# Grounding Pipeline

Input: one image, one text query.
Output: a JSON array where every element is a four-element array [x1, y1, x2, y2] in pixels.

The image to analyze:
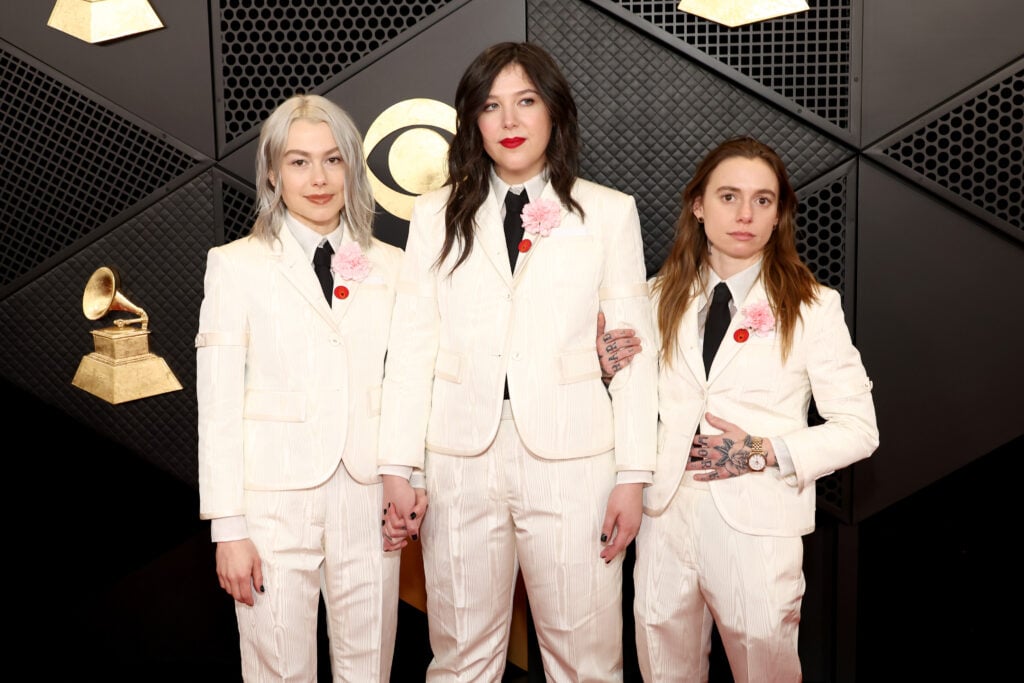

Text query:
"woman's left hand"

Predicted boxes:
[[597, 311, 642, 382], [687, 413, 766, 481]]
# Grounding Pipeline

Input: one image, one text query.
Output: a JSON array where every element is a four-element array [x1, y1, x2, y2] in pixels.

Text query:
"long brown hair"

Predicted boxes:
[[438, 42, 583, 273], [654, 136, 819, 364]]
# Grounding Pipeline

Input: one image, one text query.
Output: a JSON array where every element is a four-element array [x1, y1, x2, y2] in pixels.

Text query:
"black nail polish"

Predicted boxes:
[[383, 508, 387, 515], [412, 534, 418, 541], [382, 519, 385, 526], [410, 512, 417, 520], [600, 533, 608, 543], [259, 585, 265, 593]]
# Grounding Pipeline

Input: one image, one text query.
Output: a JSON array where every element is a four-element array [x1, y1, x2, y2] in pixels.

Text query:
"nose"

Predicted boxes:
[[502, 108, 518, 129], [311, 163, 327, 186], [737, 202, 753, 222]]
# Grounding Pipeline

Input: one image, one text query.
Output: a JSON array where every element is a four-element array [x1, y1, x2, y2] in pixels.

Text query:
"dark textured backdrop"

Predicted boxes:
[[1, 1, 1020, 680]]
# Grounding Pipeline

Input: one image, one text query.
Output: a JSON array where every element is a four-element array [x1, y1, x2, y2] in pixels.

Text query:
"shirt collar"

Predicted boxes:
[[284, 211, 344, 262], [489, 167, 549, 207], [704, 258, 762, 309]]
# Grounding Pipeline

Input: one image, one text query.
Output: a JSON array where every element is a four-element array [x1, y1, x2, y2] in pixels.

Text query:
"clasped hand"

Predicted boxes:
[[686, 413, 764, 481], [381, 475, 429, 552]]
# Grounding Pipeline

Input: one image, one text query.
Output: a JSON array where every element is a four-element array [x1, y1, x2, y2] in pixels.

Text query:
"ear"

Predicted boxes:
[[692, 198, 704, 222], [268, 169, 277, 189]]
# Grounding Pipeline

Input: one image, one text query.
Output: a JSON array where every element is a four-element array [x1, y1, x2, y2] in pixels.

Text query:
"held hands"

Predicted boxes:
[[687, 413, 772, 481], [382, 475, 428, 552], [216, 539, 263, 606], [596, 311, 642, 383], [599, 482, 644, 563]]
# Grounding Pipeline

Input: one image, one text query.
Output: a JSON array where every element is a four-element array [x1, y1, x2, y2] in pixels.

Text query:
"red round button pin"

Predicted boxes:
[[518, 239, 532, 253], [734, 329, 749, 343], [334, 285, 350, 300]]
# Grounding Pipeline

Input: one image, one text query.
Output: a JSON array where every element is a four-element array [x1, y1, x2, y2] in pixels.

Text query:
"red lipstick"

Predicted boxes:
[[500, 137, 525, 149]]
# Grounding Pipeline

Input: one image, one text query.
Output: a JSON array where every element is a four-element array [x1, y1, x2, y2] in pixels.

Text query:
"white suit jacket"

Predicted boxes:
[[379, 178, 657, 471], [645, 278, 879, 536], [196, 225, 403, 520]]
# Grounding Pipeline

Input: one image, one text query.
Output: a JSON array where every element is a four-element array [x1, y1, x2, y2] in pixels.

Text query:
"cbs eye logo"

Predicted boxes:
[[363, 98, 456, 221]]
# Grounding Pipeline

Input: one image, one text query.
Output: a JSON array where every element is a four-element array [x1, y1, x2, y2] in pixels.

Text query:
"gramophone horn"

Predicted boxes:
[[82, 266, 149, 329]]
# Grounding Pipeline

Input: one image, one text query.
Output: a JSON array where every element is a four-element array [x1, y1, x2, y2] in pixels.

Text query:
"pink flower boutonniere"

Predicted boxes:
[[521, 198, 561, 237], [736, 301, 776, 342], [331, 242, 371, 282], [517, 199, 561, 253]]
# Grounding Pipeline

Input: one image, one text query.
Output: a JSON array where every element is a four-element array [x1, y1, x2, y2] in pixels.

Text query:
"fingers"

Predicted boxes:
[[251, 564, 264, 602], [596, 310, 606, 337], [601, 531, 635, 563], [703, 412, 737, 432], [382, 503, 409, 550]]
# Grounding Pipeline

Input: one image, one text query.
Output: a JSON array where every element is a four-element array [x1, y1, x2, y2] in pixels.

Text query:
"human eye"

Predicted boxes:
[[518, 96, 536, 107], [327, 155, 344, 165], [481, 101, 499, 113], [288, 157, 308, 167], [756, 195, 774, 207], [720, 192, 735, 202]]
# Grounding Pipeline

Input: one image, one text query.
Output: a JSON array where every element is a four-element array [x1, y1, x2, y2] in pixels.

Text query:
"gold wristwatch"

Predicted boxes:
[[748, 436, 767, 472]]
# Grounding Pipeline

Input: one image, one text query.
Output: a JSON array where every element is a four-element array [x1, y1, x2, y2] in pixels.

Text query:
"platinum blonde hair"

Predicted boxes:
[[251, 94, 375, 248]]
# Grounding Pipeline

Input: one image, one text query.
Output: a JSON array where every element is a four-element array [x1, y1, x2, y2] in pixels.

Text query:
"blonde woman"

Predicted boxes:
[[196, 94, 421, 681]]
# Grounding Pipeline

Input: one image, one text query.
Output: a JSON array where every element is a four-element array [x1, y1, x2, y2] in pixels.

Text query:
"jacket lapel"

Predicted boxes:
[[679, 283, 706, 383], [330, 225, 366, 326], [706, 278, 768, 382], [476, 187, 514, 287], [511, 181, 564, 287], [271, 226, 340, 332]]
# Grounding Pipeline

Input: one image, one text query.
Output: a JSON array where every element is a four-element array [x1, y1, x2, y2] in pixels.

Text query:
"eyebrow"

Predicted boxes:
[[486, 88, 539, 99], [715, 185, 777, 198], [283, 146, 341, 156]]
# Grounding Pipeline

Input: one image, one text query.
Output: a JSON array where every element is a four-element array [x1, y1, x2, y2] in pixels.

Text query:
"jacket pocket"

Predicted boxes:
[[557, 347, 601, 384], [434, 348, 463, 383], [243, 389, 306, 422]]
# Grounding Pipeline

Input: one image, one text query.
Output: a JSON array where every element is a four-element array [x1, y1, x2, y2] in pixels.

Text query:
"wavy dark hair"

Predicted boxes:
[[438, 42, 583, 273], [654, 136, 819, 363]]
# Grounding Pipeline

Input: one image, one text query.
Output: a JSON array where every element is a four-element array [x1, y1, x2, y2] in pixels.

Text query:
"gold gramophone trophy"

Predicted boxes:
[[71, 266, 182, 404]]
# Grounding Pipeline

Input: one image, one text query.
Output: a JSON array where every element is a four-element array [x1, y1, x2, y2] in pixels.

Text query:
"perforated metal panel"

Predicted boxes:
[[529, 0, 853, 276], [799, 162, 859, 517], [214, 0, 456, 150], [609, 0, 856, 133], [0, 43, 207, 292], [873, 63, 1023, 240], [217, 172, 258, 244], [797, 163, 857, 296]]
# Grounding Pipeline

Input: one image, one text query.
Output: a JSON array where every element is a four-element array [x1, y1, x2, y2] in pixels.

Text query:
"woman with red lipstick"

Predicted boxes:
[[196, 94, 421, 681], [378, 42, 658, 680], [627, 136, 879, 681]]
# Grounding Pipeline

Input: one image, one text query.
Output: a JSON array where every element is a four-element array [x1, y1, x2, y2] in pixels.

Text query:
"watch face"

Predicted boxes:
[[748, 453, 767, 471]]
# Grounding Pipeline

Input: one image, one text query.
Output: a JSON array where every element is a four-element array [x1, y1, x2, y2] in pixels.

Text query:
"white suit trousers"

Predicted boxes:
[[236, 462, 400, 682], [422, 401, 623, 682], [634, 475, 804, 683]]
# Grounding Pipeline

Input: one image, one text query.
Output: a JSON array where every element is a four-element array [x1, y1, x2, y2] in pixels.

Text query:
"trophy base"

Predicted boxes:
[[72, 326, 182, 404]]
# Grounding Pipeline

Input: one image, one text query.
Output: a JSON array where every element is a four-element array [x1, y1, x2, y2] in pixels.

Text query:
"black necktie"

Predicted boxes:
[[502, 189, 528, 400], [313, 241, 334, 306], [702, 282, 732, 377], [503, 188, 529, 272]]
